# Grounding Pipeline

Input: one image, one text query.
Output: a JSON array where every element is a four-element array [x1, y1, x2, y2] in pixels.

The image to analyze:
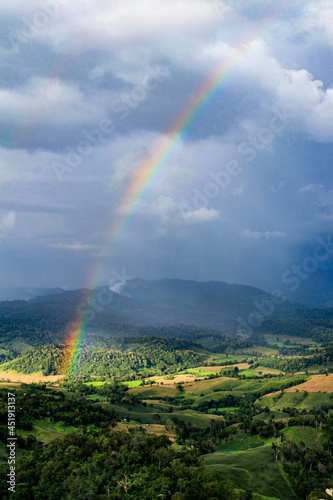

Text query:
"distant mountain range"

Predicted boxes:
[[0, 286, 65, 302], [3, 269, 333, 307], [2, 270, 333, 308], [0, 278, 300, 335]]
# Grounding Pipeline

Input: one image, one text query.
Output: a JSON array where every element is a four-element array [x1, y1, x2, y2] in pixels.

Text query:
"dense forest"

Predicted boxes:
[[259, 347, 333, 373], [1, 380, 333, 499], [0, 338, 204, 378], [1, 285, 333, 347], [0, 427, 236, 500]]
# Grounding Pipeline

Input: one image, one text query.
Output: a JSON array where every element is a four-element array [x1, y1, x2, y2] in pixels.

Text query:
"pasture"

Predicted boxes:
[[264, 335, 319, 346], [282, 426, 324, 449], [204, 446, 298, 500], [17, 419, 80, 443], [259, 391, 333, 410]]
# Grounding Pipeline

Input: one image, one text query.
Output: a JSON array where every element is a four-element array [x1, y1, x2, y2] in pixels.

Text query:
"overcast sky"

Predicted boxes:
[[0, 0, 332, 292]]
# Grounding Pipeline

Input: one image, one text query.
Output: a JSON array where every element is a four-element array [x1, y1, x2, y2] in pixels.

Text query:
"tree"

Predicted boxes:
[[272, 441, 280, 462], [153, 413, 161, 424]]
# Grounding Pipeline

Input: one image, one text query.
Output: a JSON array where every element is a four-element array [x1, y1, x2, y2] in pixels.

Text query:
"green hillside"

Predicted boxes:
[[205, 446, 299, 500]]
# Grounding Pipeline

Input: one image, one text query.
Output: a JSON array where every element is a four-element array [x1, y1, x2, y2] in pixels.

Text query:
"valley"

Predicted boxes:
[[0, 281, 333, 499]]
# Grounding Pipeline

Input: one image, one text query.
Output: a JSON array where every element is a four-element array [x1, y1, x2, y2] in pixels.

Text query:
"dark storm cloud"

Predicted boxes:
[[0, 0, 332, 290]]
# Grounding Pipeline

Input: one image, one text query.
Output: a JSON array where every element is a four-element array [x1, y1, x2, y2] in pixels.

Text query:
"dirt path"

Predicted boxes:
[[246, 469, 252, 489]]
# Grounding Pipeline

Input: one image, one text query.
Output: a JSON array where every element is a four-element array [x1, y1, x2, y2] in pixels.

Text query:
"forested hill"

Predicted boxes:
[[0, 278, 300, 337], [0, 279, 333, 347], [0, 337, 205, 377]]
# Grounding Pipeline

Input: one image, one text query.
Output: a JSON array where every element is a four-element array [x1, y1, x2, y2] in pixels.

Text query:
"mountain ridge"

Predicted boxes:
[[0, 278, 303, 337]]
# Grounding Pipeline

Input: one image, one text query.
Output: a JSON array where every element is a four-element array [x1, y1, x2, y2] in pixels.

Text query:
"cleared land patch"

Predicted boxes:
[[236, 346, 279, 356], [264, 335, 319, 346], [264, 374, 333, 397], [17, 419, 78, 443], [145, 373, 205, 385], [0, 371, 64, 383]]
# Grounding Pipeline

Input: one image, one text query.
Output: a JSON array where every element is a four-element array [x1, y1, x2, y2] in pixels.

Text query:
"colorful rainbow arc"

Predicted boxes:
[[63, 31, 266, 376]]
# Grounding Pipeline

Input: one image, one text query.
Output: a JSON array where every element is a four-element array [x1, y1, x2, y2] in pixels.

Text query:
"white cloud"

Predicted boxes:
[[0, 146, 76, 186], [109, 145, 148, 189], [0, 211, 16, 241], [241, 229, 286, 241], [147, 195, 180, 225], [233, 40, 333, 142], [0, 0, 331, 289], [0, 211, 16, 231], [109, 281, 126, 295], [276, 69, 333, 142], [183, 207, 220, 224], [47, 242, 99, 251], [298, 183, 322, 193], [37, 0, 224, 54], [0, 78, 103, 127], [303, 1, 333, 45]]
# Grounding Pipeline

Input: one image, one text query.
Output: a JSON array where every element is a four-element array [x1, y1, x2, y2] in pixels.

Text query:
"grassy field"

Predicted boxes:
[[129, 384, 178, 398], [181, 368, 218, 376], [83, 381, 106, 387], [183, 376, 240, 396], [0, 341, 34, 354], [215, 434, 274, 453], [204, 354, 249, 363], [235, 346, 280, 356], [98, 401, 224, 427], [125, 380, 143, 388], [251, 495, 281, 500], [266, 343, 298, 348], [282, 426, 324, 449], [214, 407, 240, 412], [238, 369, 259, 377], [170, 409, 224, 427], [17, 419, 80, 443], [185, 374, 306, 398], [204, 446, 299, 500], [84, 380, 142, 388], [0, 364, 328, 500], [259, 391, 333, 410], [238, 367, 283, 377], [264, 335, 319, 346], [254, 411, 289, 421], [255, 366, 285, 375]]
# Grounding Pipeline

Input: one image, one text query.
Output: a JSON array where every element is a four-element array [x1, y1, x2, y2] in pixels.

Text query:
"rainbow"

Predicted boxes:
[[63, 30, 267, 376]]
